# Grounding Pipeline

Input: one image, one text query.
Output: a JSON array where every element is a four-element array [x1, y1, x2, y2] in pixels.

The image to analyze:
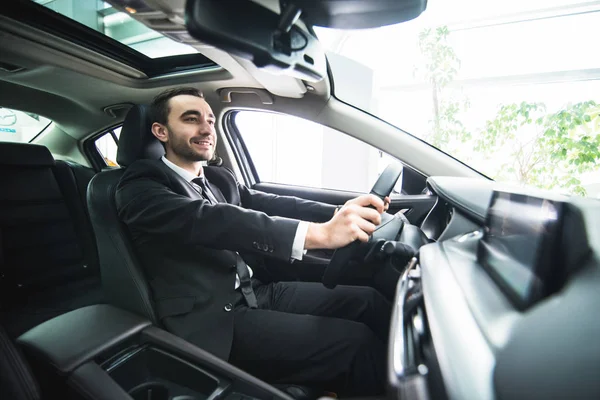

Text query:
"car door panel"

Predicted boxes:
[[253, 182, 437, 225]]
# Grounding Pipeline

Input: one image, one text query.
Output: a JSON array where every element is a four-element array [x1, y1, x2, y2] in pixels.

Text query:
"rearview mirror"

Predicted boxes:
[[185, 0, 327, 82]]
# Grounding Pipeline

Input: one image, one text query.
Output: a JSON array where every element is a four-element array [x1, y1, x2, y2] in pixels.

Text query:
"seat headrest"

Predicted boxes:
[[116, 104, 164, 167], [0, 142, 54, 167]]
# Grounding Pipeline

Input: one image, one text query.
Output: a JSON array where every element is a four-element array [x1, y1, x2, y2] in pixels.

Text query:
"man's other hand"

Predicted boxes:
[[305, 194, 387, 250]]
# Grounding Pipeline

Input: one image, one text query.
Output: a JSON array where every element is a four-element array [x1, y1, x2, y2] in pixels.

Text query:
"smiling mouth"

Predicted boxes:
[[191, 138, 212, 147]]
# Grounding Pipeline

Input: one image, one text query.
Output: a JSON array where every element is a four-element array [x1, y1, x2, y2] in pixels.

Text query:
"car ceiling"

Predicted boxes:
[[0, 0, 329, 140], [0, 0, 483, 180]]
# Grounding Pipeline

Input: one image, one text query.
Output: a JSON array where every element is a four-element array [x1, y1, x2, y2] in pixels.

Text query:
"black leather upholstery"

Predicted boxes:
[[68, 362, 133, 400], [0, 142, 54, 166], [0, 143, 95, 293], [0, 142, 103, 338], [88, 168, 158, 323], [0, 324, 40, 400], [88, 104, 159, 323], [14, 305, 149, 400], [54, 160, 100, 280], [17, 305, 151, 374], [116, 104, 163, 167]]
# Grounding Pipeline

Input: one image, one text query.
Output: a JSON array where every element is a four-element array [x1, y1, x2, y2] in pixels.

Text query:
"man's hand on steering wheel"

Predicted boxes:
[[341, 194, 391, 213], [383, 196, 391, 212], [321, 163, 403, 288], [305, 194, 386, 250]]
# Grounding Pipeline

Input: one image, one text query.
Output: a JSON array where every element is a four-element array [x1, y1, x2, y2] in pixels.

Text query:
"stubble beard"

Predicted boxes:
[[168, 128, 214, 162]]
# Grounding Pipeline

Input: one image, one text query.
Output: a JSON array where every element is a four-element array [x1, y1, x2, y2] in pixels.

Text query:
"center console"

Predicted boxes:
[[389, 178, 600, 400], [387, 258, 447, 400], [16, 305, 298, 400]]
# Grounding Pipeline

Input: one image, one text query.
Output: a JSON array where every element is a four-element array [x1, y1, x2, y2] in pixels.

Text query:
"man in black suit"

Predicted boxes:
[[116, 87, 392, 396]]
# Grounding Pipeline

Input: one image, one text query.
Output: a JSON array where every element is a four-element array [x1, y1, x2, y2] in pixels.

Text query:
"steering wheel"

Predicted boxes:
[[322, 163, 404, 289]]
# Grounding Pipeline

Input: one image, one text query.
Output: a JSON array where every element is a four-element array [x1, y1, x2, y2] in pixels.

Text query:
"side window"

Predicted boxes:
[[0, 107, 52, 143], [95, 126, 121, 166], [233, 111, 401, 193]]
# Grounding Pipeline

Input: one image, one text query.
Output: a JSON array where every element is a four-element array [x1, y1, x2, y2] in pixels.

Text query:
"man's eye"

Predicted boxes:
[[186, 117, 198, 122], [208, 120, 215, 126]]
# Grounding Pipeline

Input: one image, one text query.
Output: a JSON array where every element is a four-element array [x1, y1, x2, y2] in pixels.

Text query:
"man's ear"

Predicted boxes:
[[151, 122, 168, 145]]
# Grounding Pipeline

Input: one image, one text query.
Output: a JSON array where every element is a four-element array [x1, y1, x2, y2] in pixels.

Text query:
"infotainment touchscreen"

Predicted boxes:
[[477, 191, 565, 309]]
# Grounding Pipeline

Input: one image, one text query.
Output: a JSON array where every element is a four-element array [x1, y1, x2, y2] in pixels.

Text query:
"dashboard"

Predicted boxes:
[[388, 176, 600, 400]]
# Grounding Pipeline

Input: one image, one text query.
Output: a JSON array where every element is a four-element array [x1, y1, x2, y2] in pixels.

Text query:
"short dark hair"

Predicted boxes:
[[150, 87, 204, 125]]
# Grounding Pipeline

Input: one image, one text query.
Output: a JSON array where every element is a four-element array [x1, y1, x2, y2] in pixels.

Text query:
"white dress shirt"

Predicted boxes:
[[161, 156, 308, 289]]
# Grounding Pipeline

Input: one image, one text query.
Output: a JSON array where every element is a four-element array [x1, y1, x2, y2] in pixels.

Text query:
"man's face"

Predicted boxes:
[[162, 95, 216, 162]]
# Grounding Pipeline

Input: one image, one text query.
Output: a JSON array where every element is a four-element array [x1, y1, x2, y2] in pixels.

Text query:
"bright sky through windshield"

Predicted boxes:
[[316, 0, 600, 197]]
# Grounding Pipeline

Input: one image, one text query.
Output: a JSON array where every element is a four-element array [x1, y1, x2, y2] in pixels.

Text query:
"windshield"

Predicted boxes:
[[316, 0, 600, 197]]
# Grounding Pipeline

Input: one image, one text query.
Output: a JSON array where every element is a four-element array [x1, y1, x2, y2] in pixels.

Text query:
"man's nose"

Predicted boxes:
[[198, 120, 213, 134]]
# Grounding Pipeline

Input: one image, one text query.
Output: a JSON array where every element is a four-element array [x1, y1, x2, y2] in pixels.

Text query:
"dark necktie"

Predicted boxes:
[[192, 176, 220, 205], [191, 176, 258, 309]]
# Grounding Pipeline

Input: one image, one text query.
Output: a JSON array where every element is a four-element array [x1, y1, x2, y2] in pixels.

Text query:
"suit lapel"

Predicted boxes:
[[204, 167, 234, 204], [156, 159, 229, 204], [206, 180, 227, 203], [155, 160, 203, 200]]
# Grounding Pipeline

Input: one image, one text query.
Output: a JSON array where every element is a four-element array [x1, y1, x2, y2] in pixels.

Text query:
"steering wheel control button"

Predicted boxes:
[[381, 241, 396, 255], [223, 303, 233, 312]]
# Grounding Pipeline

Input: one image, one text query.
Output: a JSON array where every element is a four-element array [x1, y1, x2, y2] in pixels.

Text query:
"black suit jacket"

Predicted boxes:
[[116, 159, 336, 359]]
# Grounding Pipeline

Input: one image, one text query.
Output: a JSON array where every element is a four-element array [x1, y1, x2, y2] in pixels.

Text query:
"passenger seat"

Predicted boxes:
[[0, 142, 103, 337]]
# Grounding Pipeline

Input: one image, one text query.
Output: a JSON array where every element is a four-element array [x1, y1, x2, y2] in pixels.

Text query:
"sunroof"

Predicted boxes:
[[7, 1, 217, 77], [34, 0, 197, 59]]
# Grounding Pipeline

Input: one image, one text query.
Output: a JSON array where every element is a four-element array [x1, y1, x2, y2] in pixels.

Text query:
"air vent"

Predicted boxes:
[[0, 61, 25, 73]]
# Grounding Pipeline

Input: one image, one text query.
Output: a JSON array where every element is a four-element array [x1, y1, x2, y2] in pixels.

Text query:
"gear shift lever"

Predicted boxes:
[[381, 240, 416, 259], [365, 240, 416, 267]]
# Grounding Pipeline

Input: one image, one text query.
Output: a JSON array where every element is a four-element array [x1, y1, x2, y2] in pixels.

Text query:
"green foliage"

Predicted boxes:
[[416, 26, 470, 149], [477, 101, 600, 195], [418, 26, 461, 87], [431, 97, 471, 150], [415, 25, 600, 196]]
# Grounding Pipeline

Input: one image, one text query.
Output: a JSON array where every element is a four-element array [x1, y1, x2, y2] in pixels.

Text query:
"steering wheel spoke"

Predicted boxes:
[[322, 163, 405, 288]]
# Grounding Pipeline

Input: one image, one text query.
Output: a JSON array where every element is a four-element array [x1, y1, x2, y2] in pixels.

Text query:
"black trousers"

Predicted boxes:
[[229, 280, 391, 396]]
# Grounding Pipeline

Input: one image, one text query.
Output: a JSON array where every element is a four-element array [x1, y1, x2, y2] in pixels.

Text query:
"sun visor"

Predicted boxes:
[[297, 0, 427, 29], [184, 0, 427, 83], [185, 0, 328, 82]]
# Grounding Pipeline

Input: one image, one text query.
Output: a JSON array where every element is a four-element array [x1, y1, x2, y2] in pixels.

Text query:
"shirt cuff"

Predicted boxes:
[[291, 221, 309, 261]]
